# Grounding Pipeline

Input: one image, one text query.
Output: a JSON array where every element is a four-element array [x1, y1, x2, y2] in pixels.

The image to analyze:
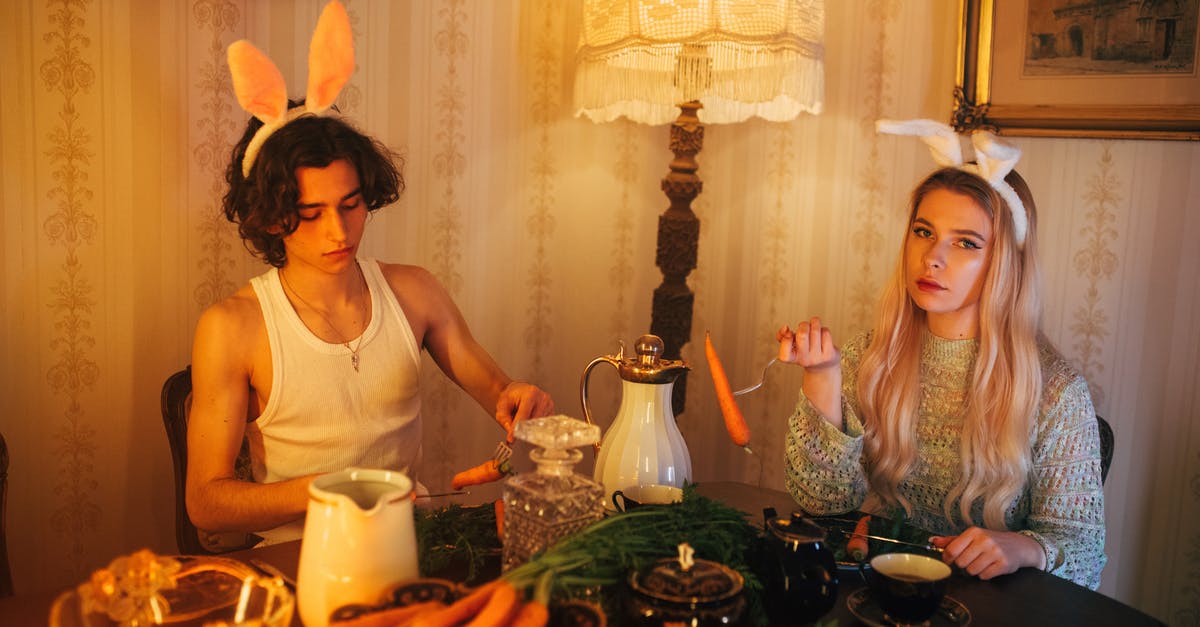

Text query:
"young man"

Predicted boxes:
[[185, 109, 554, 545]]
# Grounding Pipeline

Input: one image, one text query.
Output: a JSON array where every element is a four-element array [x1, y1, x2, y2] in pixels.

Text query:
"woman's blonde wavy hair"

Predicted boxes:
[[857, 167, 1042, 529]]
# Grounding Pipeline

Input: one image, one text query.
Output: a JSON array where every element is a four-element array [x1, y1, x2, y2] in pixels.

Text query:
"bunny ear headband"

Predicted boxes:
[[227, 0, 355, 178], [876, 119, 1027, 247]]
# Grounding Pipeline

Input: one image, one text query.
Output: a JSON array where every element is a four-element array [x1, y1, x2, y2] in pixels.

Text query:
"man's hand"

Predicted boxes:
[[495, 381, 555, 442]]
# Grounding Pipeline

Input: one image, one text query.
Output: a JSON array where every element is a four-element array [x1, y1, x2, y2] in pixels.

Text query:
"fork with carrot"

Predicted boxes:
[[451, 441, 514, 492]]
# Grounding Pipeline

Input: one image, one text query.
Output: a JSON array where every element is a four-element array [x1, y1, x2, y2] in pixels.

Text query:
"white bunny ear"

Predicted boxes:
[[877, 118, 1030, 247], [971, 131, 1028, 245], [970, 131, 1020, 185], [877, 118, 965, 167], [228, 40, 289, 124], [306, 0, 354, 114]]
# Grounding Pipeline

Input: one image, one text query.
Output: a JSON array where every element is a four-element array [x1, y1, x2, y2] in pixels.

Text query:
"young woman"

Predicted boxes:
[[780, 123, 1105, 589]]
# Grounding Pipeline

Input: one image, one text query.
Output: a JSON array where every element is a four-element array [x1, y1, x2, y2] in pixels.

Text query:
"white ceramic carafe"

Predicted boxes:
[[296, 468, 418, 627], [581, 334, 692, 501]]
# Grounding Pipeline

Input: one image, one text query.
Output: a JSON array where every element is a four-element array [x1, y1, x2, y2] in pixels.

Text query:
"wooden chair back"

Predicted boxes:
[[1097, 414, 1114, 485], [161, 367, 259, 554], [0, 433, 12, 597]]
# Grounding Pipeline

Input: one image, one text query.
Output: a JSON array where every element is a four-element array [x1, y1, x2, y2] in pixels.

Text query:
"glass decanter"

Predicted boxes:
[[501, 415, 605, 571]]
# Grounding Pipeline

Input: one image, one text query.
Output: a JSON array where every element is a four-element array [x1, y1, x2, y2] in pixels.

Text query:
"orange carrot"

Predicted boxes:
[[464, 580, 520, 627], [411, 580, 501, 627], [508, 600, 550, 627], [705, 332, 751, 447], [452, 458, 507, 491], [494, 499, 505, 540], [331, 601, 444, 626], [847, 514, 871, 562]]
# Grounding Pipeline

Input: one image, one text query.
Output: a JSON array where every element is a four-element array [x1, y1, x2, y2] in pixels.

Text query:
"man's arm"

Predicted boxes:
[[383, 264, 554, 433], [185, 294, 315, 533]]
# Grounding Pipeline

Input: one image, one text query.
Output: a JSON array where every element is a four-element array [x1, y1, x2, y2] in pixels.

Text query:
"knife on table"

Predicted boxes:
[[843, 530, 944, 553], [249, 558, 297, 591]]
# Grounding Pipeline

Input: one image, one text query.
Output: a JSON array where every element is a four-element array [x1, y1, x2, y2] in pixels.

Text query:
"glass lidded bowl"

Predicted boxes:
[[50, 551, 293, 626]]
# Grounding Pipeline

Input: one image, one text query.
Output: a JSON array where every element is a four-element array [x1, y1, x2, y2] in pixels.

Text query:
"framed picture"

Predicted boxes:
[[953, 0, 1200, 140]]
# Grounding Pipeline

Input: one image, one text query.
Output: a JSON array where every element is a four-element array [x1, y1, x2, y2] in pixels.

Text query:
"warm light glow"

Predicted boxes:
[[574, 0, 825, 125]]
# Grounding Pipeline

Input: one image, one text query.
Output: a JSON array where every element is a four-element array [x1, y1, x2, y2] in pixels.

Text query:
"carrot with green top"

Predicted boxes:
[[411, 580, 502, 627], [847, 514, 871, 562], [464, 580, 520, 627], [451, 458, 508, 491], [508, 600, 549, 627], [705, 331, 751, 447]]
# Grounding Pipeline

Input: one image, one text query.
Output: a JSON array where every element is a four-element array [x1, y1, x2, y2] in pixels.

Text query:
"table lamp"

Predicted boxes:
[[574, 0, 824, 412]]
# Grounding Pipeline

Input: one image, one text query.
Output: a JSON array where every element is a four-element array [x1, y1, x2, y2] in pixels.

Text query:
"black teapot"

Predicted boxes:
[[759, 509, 838, 625]]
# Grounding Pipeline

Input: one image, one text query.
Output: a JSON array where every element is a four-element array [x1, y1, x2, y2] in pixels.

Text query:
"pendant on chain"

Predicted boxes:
[[351, 353, 360, 372]]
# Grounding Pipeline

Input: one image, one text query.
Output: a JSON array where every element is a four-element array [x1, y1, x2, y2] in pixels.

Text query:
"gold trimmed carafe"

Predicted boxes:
[[581, 334, 692, 502]]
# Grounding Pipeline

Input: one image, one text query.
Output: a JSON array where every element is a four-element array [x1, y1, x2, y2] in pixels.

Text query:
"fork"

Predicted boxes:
[[733, 358, 779, 396], [493, 440, 513, 465]]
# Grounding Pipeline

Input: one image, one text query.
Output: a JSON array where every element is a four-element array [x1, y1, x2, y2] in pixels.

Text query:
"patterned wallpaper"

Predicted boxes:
[[0, 1, 1197, 623], [40, 0, 101, 582]]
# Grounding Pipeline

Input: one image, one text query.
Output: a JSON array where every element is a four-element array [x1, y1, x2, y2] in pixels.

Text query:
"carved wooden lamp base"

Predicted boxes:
[[651, 101, 704, 415]]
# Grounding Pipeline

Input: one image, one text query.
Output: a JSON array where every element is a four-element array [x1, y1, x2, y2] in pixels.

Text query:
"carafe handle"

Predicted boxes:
[[579, 355, 619, 453]]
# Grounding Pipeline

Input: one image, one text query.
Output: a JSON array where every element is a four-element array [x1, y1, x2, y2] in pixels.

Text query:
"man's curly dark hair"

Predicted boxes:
[[222, 103, 404, 267]]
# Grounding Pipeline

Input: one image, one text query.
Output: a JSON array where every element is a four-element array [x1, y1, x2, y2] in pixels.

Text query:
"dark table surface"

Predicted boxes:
[[697, 481, 1163, 626], [4, 480, 1164, 626]]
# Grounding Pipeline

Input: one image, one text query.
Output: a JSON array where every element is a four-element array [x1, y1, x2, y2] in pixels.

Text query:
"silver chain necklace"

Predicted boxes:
[[279, 265, 366, 372]]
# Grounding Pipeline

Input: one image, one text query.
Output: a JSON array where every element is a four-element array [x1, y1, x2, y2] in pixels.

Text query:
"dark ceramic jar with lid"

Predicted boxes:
[[762, 511, 838, 624], [626, 549, 746, 626]]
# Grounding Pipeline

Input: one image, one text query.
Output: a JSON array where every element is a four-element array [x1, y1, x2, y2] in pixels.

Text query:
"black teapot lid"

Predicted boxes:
[[628, 544, 743, 606], [766, 511, 828, 544]]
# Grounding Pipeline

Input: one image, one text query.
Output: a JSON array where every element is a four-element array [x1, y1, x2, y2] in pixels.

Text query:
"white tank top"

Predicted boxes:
[[248, 258, 422, 544]]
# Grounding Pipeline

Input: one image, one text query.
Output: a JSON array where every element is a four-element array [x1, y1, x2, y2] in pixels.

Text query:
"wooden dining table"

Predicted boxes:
[[2, 481, 1165, 626]]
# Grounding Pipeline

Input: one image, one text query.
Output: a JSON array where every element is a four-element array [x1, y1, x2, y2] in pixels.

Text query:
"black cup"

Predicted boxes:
[[865, 553, 951, 624], [612, 485, 683, 511]]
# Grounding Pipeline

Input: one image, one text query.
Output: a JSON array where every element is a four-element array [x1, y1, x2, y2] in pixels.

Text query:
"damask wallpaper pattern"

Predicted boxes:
[[520, 0, 564, 382], [39, 0, 101, 582], [1, 1, 1198, 624], [192, 0, 243, 309], [1070, 143, 1119, 407]]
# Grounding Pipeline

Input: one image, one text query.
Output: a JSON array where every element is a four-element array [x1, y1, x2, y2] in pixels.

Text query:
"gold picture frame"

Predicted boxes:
[[953, 0, 1200, 140]]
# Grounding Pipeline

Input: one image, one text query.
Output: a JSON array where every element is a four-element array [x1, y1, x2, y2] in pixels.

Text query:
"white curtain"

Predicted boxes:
[[1, 2, 1197, 623]]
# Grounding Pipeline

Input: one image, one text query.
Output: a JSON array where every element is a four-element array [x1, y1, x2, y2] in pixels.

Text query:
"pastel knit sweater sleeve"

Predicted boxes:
[[783, 332, 872, 515], [783, 332, 1107, 589], [1022, 348, 1107, 589]]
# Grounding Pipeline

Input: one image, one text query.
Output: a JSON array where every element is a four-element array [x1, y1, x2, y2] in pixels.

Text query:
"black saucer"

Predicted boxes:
[[846, 587, 971, 626]]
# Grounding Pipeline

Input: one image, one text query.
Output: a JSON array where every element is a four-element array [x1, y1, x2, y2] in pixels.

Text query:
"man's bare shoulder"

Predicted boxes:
[[371, 261, 455, 342], [196, 283, 265, 340], [375, 260, 438, 287]]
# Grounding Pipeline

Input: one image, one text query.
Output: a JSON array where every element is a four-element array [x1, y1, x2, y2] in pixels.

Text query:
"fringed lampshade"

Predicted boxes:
[[575, 0, 824, 124], [573, 0, 824, 412]]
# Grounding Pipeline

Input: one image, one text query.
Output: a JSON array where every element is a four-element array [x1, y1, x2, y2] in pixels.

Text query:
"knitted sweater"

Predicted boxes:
[[784, 331, 1107, 589]]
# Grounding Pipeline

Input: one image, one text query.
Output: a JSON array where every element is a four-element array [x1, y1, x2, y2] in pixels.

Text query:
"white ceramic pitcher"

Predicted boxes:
[[296, 468, 418, 627]]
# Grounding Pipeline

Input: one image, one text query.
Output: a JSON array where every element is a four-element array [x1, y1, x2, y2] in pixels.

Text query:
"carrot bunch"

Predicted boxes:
[[704, 332, 752, 449], [333, 579, 549, 627]]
